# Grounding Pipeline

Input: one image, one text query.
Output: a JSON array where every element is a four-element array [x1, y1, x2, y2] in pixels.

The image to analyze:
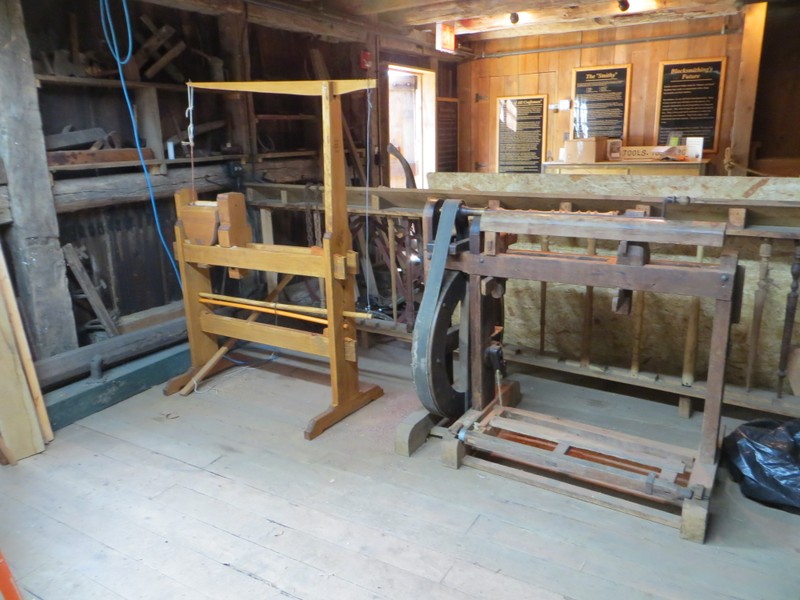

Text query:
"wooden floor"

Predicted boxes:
[[2, 341, 799, 600]]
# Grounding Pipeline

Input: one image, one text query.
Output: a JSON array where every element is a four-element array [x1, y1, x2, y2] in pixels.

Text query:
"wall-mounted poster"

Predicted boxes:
[[655, 58, 726, 153], [436, 98, 459, 172], [497, 95, 547, 173], [572, 64, 630, 140]]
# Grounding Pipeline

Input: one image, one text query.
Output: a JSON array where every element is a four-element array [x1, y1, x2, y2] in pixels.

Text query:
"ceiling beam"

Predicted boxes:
[[383, 0, 599, 26], [329, 0, 443, 15], [458, 0, 742, 39], [133, 0, 447, 52]]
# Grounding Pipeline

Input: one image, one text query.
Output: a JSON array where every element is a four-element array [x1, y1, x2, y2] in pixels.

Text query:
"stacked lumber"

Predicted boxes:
[[0, 250, 53, 464]]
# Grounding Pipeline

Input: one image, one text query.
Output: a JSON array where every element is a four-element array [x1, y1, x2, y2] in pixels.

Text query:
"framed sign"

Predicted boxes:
[[655, 58, 726, 153], [572, 64, 630, 140], [497, 95, 547, 173], [436, 98, 459, 172]]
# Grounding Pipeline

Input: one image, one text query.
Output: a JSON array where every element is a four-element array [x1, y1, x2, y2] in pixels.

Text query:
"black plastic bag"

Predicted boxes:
[[722, 419, 800, 511]]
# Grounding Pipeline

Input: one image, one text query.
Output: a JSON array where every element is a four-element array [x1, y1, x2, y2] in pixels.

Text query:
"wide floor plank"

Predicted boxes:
[[1, 341, 798, 600]]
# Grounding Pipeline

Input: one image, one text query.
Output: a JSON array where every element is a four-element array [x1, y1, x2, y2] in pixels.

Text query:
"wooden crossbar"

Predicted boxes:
[[183, 243, 326, 277]]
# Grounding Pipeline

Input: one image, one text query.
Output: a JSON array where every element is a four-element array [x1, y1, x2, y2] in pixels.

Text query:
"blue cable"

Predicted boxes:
[[99, 0, 182, 288]]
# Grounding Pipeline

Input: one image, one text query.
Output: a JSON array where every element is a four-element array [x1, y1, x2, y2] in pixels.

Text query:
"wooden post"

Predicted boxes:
[[388, 217, 398, 323], [630, 291, 646, 377], [0, 0, 78, 358], [219, 10, 255, 159], [135, 87, 166, 175], [699, 297, 734, 465], [679, 246, 704, 417], [581, 239, 596, 367], [258, 206, 279, 293], [309, 49, 367, 186], [729, 2, 767, 176], [745, 240, 771, 390], [304, 82, 382, 439], [539, 236, 549, 353]]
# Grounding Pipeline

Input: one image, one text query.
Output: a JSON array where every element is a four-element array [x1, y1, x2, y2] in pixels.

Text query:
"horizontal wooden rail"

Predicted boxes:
[[183, 243, 325, 277], [448, 252, 738, 300], [479, 211, 726, 247], [200, 313, 334, 359]]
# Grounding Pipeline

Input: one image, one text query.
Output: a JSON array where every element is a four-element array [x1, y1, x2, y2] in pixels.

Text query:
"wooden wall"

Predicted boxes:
[[752, 2, 800, 160], [458, 16, 744, 175]]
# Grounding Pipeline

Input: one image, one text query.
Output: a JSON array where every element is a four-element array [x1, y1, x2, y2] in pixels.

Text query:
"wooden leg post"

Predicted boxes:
[[304, 84, 382, 440]]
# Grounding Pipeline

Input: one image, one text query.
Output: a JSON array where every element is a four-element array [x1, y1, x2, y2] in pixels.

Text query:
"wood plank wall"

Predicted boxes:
[[458, 16, 744, 175]]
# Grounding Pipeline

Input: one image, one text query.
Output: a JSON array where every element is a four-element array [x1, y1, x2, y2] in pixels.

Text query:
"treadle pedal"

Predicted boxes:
[[460, 405, 696, 505]]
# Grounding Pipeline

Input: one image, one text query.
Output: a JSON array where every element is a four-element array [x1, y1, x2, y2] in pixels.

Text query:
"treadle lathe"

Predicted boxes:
[[411, 198, 744, 542]]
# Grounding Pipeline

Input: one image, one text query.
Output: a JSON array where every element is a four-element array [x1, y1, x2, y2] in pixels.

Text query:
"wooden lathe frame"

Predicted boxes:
[[165, 79, 383, 439]]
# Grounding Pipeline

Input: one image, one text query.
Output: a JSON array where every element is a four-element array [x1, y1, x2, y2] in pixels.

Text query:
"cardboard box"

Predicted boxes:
[[564, 137, 608, 163]]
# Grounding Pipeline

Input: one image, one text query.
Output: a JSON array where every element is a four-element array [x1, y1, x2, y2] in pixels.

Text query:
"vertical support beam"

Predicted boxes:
[[0, 0, 77, 358], [580, 238, 596, 367], [539, 236, 549, 353], [219, 9, 255, 159], [174, 190, 218, 370], [258, 206, 279, 293], [469, 274, 487, 409], [388, 217, 398, 323], [135, 87, 166, 175], [305, 82, 382, 439], [729, 2, 767, 176], [699, 297, 734, 465]]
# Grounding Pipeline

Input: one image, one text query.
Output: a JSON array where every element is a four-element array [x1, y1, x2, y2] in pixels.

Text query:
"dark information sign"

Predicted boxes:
[[656, 58, 726, 152], [436, 99, 458, 172], [572, 65, 630, 140], [497, 95, 546, 173]]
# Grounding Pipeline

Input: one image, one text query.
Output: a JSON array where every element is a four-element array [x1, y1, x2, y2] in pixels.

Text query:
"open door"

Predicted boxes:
[[387, 65, 436, 188]]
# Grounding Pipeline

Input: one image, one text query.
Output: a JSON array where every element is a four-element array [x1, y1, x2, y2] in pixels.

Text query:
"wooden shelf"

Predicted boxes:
[[256, 114, 317, 121], [36, 74, 186, 92], [542, 160, 710, 176], [48, 154, 246, 172], [36, 75, 230, 94], [257, 150, 317, 160]]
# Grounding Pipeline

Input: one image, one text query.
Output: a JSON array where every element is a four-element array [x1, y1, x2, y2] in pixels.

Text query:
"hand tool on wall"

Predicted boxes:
[[745, 240, 772, 390], [777, 241, 800, 397]]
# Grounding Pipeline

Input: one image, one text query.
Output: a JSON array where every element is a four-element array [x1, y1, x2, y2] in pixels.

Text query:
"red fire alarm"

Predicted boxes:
[[359, 50, 373, 71]]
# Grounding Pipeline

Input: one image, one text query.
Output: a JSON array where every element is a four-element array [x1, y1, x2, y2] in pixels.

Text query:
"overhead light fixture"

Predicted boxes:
[[618, 0, 630, 11], [509, 12, 520, 24]]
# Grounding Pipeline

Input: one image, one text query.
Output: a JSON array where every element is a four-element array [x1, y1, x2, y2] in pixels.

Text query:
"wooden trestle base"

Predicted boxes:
[[165, 78, 383, 440], [437, 389, 718, 542], [409, 198, 743, 543]]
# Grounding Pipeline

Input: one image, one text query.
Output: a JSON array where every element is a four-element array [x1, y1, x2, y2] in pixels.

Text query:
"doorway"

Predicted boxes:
[[387, 65, 436, 188]]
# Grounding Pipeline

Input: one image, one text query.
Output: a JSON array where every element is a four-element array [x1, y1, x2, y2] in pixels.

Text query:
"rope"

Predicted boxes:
[[185, 84, 196, 198], [364, 87, 374, 311], [723, 147, 780, 177], [99, 0, 182, 288]]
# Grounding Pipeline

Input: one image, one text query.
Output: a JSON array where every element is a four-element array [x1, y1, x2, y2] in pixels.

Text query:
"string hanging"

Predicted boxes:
[[185, 84, 196, 199], [364, 86, 373, 312]]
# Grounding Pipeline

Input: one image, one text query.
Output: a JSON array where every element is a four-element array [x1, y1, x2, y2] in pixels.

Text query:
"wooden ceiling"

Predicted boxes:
[[321, 0, 744, 39]]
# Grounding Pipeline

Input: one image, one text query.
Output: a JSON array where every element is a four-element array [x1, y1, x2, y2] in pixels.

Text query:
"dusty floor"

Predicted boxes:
[[1, 341, 799, 599]]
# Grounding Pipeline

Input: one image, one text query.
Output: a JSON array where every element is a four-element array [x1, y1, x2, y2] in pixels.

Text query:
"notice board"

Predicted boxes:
[[497, 95, 547, 173], [572, 65, 630, 140], [436, 98, 458, 172], [655, 58, 726, 152]]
